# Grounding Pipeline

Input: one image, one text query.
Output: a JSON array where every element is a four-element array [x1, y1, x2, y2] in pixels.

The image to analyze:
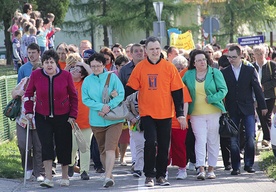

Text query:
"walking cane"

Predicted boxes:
[[23, 120, 31, 187]]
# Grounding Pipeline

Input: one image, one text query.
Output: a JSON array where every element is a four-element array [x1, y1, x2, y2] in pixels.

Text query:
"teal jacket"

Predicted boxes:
[[182, 66, 228, 115], [82, 71, 125, 127]]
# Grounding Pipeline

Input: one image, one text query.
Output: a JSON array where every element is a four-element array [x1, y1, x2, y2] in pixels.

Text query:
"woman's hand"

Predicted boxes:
[[101, 104, 110, 114], [110, 90, 118, 98], [67, 117, 75, 124], [130, 118, 138, 125], [25, 114, 33, 120]]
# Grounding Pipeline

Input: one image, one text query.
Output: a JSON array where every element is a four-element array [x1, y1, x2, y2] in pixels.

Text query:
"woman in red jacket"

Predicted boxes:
[[24, 49, 78, 188]]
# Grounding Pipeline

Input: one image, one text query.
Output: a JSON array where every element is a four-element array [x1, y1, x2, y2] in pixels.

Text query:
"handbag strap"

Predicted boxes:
[[105, 73, 112, 87]]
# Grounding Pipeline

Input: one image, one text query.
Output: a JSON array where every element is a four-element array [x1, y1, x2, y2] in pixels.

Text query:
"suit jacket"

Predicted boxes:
[[253, 60, 276, 99], [221, 63, 267, 116]]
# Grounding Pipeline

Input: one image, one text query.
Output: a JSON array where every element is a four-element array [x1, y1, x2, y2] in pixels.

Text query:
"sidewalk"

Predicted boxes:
[[1, 130, 275, 192]]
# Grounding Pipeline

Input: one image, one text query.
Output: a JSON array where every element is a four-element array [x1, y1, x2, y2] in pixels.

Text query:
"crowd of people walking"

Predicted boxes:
[[7, 2, 276, 189]]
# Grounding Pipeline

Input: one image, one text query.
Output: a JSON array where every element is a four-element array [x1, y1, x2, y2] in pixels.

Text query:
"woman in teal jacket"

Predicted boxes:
[[82, 53, 125, 188], [183, 49, 227, 180]]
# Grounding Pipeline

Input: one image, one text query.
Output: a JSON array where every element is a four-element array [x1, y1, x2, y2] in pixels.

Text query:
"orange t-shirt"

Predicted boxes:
[[172, 67, 191, 129], [105, 63, 112, 71], [74, 80, 90, 129], [127, 58, 183, 119], [179, 68, 188, 78], [58, 60, 66, 70]]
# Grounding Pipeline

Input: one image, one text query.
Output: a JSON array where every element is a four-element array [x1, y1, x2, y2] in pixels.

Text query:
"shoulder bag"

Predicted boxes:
[[212, 68, 239, 137], [69, 121, 88, 153], [102, 73, 129, 121], [3, 78, 30, 121]]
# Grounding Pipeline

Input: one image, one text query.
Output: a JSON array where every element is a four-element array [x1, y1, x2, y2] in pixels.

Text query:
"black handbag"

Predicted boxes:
[[219, 113, 239, 138]]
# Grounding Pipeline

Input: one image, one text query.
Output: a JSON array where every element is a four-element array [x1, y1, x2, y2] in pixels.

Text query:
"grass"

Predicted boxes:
[[0, 65, 17, 76], [259, 150, 276, 180], [0, 139, 23, 179]]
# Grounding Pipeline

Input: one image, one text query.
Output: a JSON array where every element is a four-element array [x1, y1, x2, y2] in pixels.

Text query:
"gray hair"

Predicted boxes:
[[172, 55, 188, 68]]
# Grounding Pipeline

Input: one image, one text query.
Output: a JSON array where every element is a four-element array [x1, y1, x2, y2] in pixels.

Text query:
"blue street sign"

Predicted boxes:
[[238, 35, 264, 46]]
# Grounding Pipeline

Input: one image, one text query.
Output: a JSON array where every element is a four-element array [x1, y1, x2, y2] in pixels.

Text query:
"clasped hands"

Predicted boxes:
[[98, 90, 118, 117]]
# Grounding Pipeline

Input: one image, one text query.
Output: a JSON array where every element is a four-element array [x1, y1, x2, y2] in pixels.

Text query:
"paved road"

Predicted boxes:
[[1, 133, 276, 192]]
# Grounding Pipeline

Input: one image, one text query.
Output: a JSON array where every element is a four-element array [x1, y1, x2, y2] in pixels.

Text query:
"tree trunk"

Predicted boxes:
[[102, 0, 109, 46], [3, 19, 12, 65], [229, 4, 234, 43], [145, 0, 150, 38]]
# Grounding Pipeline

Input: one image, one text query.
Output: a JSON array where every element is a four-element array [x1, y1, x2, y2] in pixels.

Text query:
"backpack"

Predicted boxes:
[[3, 97, 22, 121]]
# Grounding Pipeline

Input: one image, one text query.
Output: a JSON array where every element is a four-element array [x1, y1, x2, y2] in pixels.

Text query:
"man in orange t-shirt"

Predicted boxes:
[[126, 36, 185, 187]]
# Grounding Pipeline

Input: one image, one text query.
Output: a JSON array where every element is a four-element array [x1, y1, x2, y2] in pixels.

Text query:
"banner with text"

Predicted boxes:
[[170, 30, 195, 50]]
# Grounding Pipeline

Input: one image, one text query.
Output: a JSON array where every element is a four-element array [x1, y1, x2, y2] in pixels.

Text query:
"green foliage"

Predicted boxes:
[[206, 0, 276, 43], [36, 0, 70, 26], [259, 150, 276, 180], [0, 139, 23, 179], [64, 0, 190, 44]]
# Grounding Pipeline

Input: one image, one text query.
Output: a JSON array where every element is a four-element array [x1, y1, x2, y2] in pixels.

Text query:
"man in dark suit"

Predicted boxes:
[[221, 44, 267, 175]]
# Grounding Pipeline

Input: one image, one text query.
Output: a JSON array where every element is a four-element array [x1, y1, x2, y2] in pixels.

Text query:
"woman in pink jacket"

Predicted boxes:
[[24, 49, 78, 188]]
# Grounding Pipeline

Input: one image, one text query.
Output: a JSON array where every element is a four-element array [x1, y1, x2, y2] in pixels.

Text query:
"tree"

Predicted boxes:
[[0, 0, 69, 65], [36, 0, 70, 26], [0, 0, 22, 65], [64, 0, 190, 46], [205, 0, 276, 44]]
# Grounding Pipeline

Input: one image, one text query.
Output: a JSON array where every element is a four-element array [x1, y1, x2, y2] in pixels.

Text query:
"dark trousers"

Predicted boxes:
[[142, 116, 171, 178], [220, 137, 231, 167], [257, 98, 275, 141], [90, 134, 103, 169], [230, 114, 255, 170], [186, 120, 196, 164], [35, 113, 72, 165]]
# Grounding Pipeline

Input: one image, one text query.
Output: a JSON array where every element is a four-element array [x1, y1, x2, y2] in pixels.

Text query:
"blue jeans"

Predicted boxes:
[[230, 114, 255, 170]]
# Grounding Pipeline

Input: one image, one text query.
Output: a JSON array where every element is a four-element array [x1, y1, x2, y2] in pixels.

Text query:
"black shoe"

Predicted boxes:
[[81, 171, 90, 180], [224, 165, 232, 171], [68, 166, 74, 177], [96, 167, 105, 173], [244, 166, 255, 173], [231, 169, 240, 175], [52, 167, 56, 175], [133, 170, 142, 177]]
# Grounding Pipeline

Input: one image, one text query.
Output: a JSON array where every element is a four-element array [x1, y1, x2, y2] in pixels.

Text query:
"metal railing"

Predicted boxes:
[[0, 75, 18, 143]]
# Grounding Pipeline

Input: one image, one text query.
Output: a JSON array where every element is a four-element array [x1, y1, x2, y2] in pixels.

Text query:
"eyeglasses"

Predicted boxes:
[[69, 67, 81, 73], [91, 65, 103, 69], [195, 58, 207, 63], [227, 55, 238, 59]]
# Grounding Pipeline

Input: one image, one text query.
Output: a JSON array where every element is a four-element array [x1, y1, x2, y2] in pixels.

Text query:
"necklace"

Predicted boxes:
[[196, 71, 207, 83]]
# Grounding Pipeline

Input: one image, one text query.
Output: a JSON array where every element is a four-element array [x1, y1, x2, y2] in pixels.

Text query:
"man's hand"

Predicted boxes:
[[177, 116, 187, 130]]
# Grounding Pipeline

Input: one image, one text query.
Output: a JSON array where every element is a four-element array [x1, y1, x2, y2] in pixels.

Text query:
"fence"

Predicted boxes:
[[0, 75, 17, 143]]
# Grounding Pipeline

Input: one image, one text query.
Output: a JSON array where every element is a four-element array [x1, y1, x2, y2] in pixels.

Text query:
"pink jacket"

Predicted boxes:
[[24, 69, 78, 118]]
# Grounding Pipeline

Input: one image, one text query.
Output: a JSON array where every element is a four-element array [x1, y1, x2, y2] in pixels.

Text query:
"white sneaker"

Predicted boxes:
[[40, 179, 54, 188], [36, 175, 44, 182], [26, 170, 33, 180], [176, 169, 187, 180], [60, 179, 70, 187], [207, 172, 216, 179], [187, 162, 196, 171]]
